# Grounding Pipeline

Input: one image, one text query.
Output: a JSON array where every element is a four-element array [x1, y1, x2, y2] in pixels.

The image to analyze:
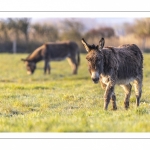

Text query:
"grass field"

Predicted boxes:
[[0, 53, 150, 132]]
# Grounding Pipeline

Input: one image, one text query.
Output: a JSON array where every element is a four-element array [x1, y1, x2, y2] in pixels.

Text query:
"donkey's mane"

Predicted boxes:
[[105, 46, 116, 53], [26, 45, 44, 61]]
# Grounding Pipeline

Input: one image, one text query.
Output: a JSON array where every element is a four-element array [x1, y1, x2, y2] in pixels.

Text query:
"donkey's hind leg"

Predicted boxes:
[[46, 63, 50, 74], [121, 83, 132, 109], [133, 77, 142, 107], [111, 92, 117, 110], [67, 57, 78, 74]]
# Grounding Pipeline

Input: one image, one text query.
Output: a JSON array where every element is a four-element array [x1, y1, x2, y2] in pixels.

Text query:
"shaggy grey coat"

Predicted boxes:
[[81, 37, 143, 110]]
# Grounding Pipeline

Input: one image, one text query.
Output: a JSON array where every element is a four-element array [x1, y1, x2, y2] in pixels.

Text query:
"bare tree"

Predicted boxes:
[[8, 18, 30, 42], [17, 18, 31, 45], [31, 23, 58, 43], [60, 19, 84, 41], [7, 18, 20, 41], [0, 19, 9, 41], [7, 18, 31, 52], [85, 27, 115, 39]]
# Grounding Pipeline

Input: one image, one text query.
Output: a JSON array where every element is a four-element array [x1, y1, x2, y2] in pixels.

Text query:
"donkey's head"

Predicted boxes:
[[81, 38, 105, 83], [21, 58, 36, 75]]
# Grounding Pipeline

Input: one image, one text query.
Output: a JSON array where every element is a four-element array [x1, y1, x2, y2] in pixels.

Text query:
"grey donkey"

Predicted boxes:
[[81, 37, 143, 110]]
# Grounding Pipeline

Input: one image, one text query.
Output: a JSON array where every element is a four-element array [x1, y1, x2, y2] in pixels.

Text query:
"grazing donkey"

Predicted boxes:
[[21, 41, 80, 75], [81, 37, 143, 110]]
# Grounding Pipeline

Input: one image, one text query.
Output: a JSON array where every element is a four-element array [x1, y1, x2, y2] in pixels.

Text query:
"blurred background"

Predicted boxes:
[[0, 17, 150, 53]]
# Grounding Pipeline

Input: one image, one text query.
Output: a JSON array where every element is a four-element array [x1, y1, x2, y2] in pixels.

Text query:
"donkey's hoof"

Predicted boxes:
[[111, 107, 117, 111]]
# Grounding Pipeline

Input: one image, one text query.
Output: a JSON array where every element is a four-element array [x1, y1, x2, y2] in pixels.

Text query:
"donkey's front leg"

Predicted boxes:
[[44, 60, 50, 74], [104, 83, 115, 110]]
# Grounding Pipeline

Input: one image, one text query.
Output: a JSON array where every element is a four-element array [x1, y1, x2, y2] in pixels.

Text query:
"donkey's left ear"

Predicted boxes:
[[99, 37, 105, 50], [81, 38, 90, 52]]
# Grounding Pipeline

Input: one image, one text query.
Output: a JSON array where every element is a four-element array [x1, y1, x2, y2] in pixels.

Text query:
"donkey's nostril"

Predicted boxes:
[[92, 78, 99, 83]]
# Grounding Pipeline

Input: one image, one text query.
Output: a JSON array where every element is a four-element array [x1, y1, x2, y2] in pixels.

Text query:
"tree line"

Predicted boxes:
[[0, 18, 150, 53]]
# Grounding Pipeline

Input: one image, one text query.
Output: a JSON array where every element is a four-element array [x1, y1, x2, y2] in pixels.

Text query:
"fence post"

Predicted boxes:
[[13, 40, 17, 53]]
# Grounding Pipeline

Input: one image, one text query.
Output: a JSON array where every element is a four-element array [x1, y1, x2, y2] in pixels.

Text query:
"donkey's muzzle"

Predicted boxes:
[[27, 71, 33, 75], [92, 77, 99, 84], [91, 71, 99, 84]]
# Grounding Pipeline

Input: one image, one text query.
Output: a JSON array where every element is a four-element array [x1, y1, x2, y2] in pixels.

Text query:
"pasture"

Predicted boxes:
[[0, 53, 150, 132]]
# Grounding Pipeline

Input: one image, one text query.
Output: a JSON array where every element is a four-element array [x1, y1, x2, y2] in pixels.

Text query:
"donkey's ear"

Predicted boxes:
[[99, 37, 105, 50], [81, 38, 90, 52]]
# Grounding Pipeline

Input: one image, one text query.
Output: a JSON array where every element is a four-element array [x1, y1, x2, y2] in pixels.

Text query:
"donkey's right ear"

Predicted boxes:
[[81, 38, 90, 52], [99, 37, 105, 50]]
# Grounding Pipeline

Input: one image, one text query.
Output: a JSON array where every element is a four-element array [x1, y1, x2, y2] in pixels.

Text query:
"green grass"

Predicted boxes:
[[0, 53, 150, 132]]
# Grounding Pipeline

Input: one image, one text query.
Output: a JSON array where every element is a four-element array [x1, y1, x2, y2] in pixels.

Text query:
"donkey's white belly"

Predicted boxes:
[[101, 74, 135, 85], [116, 78, 135, 85]]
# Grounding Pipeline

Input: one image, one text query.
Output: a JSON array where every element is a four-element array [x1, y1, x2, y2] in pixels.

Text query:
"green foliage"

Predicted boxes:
[[0, 53, 150, 132]]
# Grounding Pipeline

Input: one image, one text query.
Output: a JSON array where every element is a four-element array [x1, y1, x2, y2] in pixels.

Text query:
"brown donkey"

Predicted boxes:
[[81, 37, 143, 110], [21, 41, 80, 75]]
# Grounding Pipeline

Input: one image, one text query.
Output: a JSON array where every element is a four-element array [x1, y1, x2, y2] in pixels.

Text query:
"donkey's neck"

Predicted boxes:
[[27, 49, 43, 63]]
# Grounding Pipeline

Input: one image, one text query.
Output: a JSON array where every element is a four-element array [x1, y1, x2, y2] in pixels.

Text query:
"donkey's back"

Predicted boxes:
[[105, 44, 143, 83], [45, 41, 79, 60]]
